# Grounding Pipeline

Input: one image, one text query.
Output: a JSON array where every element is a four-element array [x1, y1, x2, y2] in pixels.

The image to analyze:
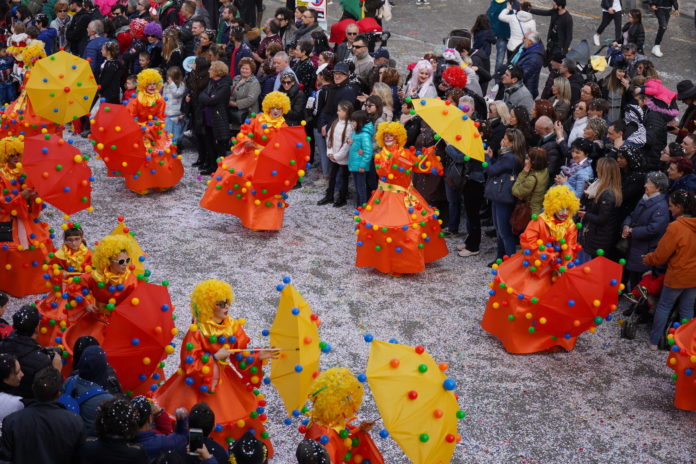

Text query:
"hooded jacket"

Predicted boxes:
[[348, 122, 375, 172], [498, 9, 537, 52], [623, 193, 669, 273], [517, 42, 545, 99], [644, 216, 696, 288]]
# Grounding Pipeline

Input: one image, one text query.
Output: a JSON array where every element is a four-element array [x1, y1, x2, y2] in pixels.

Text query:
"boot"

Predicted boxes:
[[333, 198, 347, 207], [652, 45, 663, 57], [317, 196, 333, 205]]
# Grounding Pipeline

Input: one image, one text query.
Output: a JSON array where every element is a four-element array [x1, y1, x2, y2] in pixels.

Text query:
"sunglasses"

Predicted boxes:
[[112, 257, 131, 265], [365, 103, 376, 108], [346, 32, 357, 36], [215, 300, 231, 308], [281, 80, 294, 85], [352, 44, 366, 49]]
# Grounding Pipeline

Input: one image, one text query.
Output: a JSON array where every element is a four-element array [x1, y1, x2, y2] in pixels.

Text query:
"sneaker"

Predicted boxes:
[[458, 248, 480, 257], [652, 45, 663, 57], [637, 285, 649, 300], [593, 33, 600, 46], [317, 196, 333, 206], [623, 292, 640, 305], [648, 343, 658, 351], [456, 244, 467, 251]]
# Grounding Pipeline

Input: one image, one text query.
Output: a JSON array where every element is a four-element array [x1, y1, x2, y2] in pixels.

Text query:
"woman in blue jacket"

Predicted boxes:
[[622, 171, 670, 289], [484, 128, 525, 263], [555, 137, 594, 199], [347, 110, 375, 207]]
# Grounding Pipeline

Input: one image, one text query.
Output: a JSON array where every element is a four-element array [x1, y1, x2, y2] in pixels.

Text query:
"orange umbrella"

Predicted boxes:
[[22, 134, 93, 215], [89, 103, 146, 176]]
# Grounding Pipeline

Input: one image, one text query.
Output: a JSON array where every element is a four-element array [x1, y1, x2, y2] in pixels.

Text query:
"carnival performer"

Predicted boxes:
[[154, 279, 276, 452], [481, 185, 622, 354], [36, 224, 93, 347], [0, 136, 53, 297], [0, 41, 63, 139], [302, 368, 383, 464], [200, 91, 309, 231], [353, 121, 448, 275], [123, 68, 184, 194]]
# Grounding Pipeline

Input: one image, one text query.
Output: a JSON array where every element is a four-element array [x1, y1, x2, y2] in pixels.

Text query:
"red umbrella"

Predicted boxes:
[[329, 18, 357, 45], [101, 282, 176, 393], [357, 17, 382, 33], [533, 257, 623, 337], [251, 126, 310, 198], [0, 95, 63, 139], [89, 103, 146, 176], [22, 133, 92, 215]]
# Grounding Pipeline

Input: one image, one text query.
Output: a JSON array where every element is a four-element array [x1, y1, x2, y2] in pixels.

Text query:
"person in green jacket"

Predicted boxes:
[[512, 146, 549, 216]]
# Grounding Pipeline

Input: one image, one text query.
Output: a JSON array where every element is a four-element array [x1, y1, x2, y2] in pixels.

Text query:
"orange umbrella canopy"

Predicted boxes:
[[89, 103, 146, 176], [0, 94, 63, 139], [22, 133, 93, 215]]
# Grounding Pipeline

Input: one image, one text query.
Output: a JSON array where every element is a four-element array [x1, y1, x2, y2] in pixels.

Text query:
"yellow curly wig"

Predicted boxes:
[[261, 91, 291, 115], [19, 41, 46, 67], [92, 235, 133, 272], [136, 68, 164, 93], [0, 136, 24, 165], [309, 368, 363, 427], [376, 121, 407, 149], [543, 185, 581, 217], [190, 280, 235, 324]]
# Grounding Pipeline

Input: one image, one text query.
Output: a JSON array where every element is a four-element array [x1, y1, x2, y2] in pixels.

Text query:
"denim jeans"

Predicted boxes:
[[649, 286, 696, 345], [654, 8, 671, 45], [165, 116, 184, 143], [491, 201, 516, 258], [353, 171, 368, 207], [444, 183, 462, 233], [313, 127, 329, 176], [495, 38, 508, 77]]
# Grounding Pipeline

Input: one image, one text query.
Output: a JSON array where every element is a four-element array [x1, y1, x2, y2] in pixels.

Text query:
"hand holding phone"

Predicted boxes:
[[188, 428, 204, 456]]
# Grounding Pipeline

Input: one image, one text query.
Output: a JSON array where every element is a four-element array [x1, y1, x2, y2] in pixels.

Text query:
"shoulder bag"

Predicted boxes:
[[484, 169, 517, 205], [509, 174, 537, 235]]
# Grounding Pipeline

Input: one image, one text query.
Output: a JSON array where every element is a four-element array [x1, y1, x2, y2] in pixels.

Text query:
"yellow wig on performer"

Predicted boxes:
[[542, 185, 581, 217], [136, 68, 164, 93], [375, 121, 407, 149], [190, 279, 235, 324], [308, 368, 363, 428], [0, 136, 24, 165], [261, 91, 291, 115], [91, 235, 133, 272]]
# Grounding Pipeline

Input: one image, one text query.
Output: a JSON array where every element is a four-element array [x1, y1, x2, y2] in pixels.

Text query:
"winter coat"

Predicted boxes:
[[0, 391, 22, 426], [318, 81, 360, 129], [292, 57, 316, 94], [564, 159, 593, 199], [0, 402, 85, 464], [293, 22, 320, 44], [83, 36, 109, 80], [198, 74, 232, 141], [581, 189, 621, 256], [643, 104, 674, 171], [486, 117, 507, 157], [473, 29, 496, 57], [512, 169, 548, 215], [230, 75, 261, 114], [0, 333, 52, 399], [644, 216, 696, 288], [79, 437, 150, 464], [164, 81, 186, 117], [135, 417, 188, 459], [61, 375, 112, 435], [227, 43, 253, 77], [498, 9, 537, 52], [65, 8, 91, 55], [326, 119, 354, 165], [348, 123, 375, 172], [185, 436, 228, 464], [99, 59, 124, 104], [649, 0, 679, 10], [38, 27, 57, 55], [530, 8, 573, 56], [624, 193, 669, 272], [517, 42, 545, 99], [619, 170, 646, 223], [621, 22, 645, 53], [537, 133, 563, 183], [503, 81, 534, 113], [258, 72, 277, 107], [670, 173, 696, 194], [485, 151, 518, 204], [282, 84, 307, 126], [487, 0, 512, 40], [50, 16, 70, 51]]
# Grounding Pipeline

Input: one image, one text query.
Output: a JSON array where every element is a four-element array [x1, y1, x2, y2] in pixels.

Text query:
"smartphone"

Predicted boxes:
[[188, 428, 204, 455]]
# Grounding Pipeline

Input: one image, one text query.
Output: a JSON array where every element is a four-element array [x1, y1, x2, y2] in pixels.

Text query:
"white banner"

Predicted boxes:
[[297, 0, 328, 32]]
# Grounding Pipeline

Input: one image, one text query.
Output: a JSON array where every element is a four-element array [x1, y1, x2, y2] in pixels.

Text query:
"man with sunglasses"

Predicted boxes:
[[336, 23, 359, 62], [293, 8, 320, 43], [350, 35, 374, 89]]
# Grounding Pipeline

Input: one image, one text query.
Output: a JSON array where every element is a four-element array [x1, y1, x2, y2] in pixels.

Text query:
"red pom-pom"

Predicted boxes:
[[442, 66, 468, 90]]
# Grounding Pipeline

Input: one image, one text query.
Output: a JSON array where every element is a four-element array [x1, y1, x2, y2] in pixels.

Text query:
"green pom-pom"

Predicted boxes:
[[531, 214, 538, 220], [507, 315, 515, 321], [619, 258, 626, 265], [596, 249, 605, 256], [575, 222, 583, 229], [528, 326, 536, 333], [594, 316, 603, 325], [405, 97, 412, 103], [481, 161, 489, 168], [456, 410, 466, 419], [433, 134, 441, 141]]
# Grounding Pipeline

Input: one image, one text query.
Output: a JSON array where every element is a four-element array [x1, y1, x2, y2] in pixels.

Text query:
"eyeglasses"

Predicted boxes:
[[281, 80, 293, 85], [146, 34, 157, 38], [58, 9, 68, 12], [302, 14, 313, 19], [365, 103, 376, 108], [346, 32, 357, 36], [111, 257, 131, 265]]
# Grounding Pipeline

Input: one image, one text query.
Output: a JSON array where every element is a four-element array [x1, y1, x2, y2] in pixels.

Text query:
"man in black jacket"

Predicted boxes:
[[0, 306, 62, 399], [534, 116, 563, 185], [531, 0, 573, 65], [66, 0, 93, 55], [185, 402, 229, 464], [318, 62, 360, 135], [0, 367, 85, 464]]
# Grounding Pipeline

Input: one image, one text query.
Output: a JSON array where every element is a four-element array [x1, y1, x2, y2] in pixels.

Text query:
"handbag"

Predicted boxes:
[[444, 162, 468, 191], [0, 221, 12, 242], [509, 174, 537, 234], [229, 108, 249, 127], [484, 172, 517, 205], [615, 237, 630, 255]]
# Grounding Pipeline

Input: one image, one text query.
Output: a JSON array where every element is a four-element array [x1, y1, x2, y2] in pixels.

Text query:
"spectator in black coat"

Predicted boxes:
[[534, 115, 563, 184], [66, 0, 92, 55], [0, 306, 62, 399], [79, 397, 149, 464], [185, 402, 228, 464], [638, 86, 678, 171], [198, 60, 232, 174], [318, 62, 360, 135], [531, 0, 573, 62], [98, 41, 124, 104], [280, 72, 307, 126], [0, 368, 84, 464], [292, 39, 316, 94], [560, 58, 583, 106]]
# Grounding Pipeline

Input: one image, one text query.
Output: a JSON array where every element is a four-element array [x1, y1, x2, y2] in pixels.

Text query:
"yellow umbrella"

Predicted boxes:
[[366, 340, 464, 464], [25, 51, 98, 125], [412, 97, 485, 162], [269, 280, 322, 417], [106, 218, 147, 279]]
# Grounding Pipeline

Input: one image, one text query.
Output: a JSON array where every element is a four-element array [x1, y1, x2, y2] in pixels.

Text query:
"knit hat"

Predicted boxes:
[[442, 48, 462, 65], [129, 18, 147, 40], [373, 47, 390, 60], [77, 345, 108, 387]]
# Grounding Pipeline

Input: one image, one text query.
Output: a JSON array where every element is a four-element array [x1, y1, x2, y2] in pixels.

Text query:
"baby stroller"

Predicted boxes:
[[566, 39, 611, 84]]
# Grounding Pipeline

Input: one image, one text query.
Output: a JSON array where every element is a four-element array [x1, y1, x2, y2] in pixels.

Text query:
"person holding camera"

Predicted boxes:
[[0, 305, 62, 399]]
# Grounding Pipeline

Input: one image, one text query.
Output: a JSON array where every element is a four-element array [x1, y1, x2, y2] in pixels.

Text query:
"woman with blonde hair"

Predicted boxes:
[[486, 101, 510, 157], [371, 82, 394, 121], [551, 76, 571, 122], [579, 157, 623, 260]]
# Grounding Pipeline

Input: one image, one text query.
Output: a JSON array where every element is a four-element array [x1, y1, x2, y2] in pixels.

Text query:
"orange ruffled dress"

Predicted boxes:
[[0, 166, 53, 297], [200, 113, 306, 231], [123, 94, 183, 194], [36, 244, 93, 347], [354, 146, 448, 274], [666, 318, 696, 411], [304, 422, 384, 464], [0, 88, 64, 139], [155, 318, 272, 452]]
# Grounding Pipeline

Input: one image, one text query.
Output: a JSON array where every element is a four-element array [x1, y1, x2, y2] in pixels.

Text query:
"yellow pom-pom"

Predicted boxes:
[[539, 317, 547, 324], [525, 312, 533, 320], [298, 170, 305, 177], [142, 357, 151, 365], [165, 345, 175, 355], [201, 366, 210, 375], [236, 420, 246, 428], [73, 155, 83, 163], [40, 327, 47, 334], [492, 302, 499, 309], [131, 297, 140, 306]]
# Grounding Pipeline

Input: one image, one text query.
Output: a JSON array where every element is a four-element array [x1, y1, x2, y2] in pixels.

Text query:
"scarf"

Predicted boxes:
[[257, 112, 285, 129], [539, 212, 575, 241], [561, 157, 590, 177], [54, 244, 90, 271], [624, 104, 647, 146]]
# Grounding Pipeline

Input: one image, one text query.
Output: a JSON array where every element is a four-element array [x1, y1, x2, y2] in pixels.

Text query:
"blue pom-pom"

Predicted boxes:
[[442, 378, 457, 390], [357, 373, 367, 382], [363, 334, 374, 342], [379, 429, 389, 438]]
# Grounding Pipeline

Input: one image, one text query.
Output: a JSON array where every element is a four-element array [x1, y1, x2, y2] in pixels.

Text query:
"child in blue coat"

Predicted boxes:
[[347, 110, 374, 208]]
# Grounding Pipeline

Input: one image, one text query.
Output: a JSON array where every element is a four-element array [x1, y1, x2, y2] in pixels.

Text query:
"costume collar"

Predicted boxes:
[[92, 267, 131, 286], [197, 316, 242, 338], [136, 90, 162, 107], [54, 244, 90, 270], [539, 212, 575, 240]]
